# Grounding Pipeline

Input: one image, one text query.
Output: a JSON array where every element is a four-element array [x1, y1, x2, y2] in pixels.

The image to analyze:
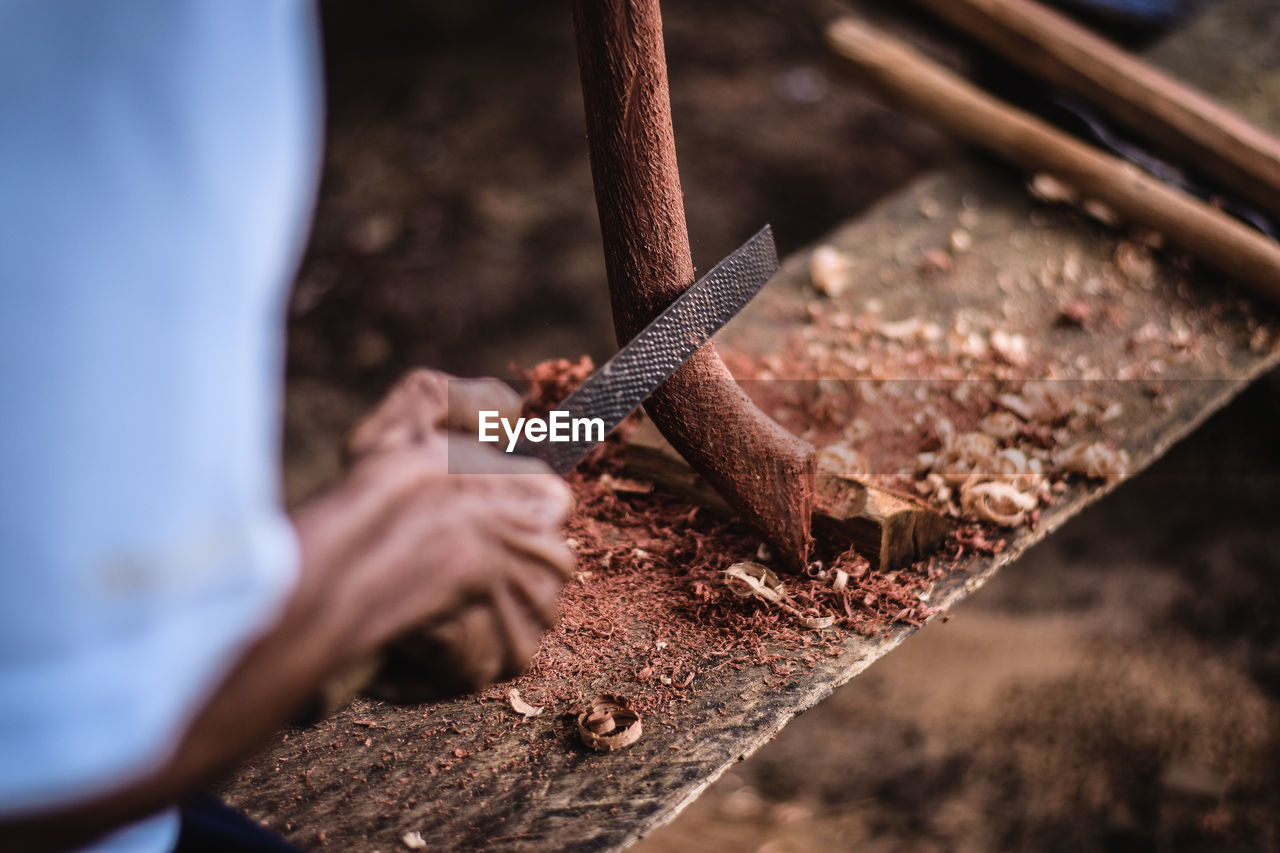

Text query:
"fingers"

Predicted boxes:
[[445, 378, 524, 435], [490, 582, 548, 679], [485, 467, 574, 529], [496, 523, 575, 581], [446, 439, 562, 476], [344, 369, 451, 463], [506, 565, 564, 629], [426, 604, 507, 691], [319, 414, 574, 697], [344, 369, 525, 466]]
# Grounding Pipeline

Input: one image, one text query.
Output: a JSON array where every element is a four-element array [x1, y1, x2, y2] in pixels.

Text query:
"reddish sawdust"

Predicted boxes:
[[485, 356, 963, 719]]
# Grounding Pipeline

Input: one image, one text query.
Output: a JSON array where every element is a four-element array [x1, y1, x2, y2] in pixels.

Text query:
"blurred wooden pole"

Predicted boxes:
[[906, 0, 1280, 223], [571, 0, 816, 571], [827, 17, 1280, 304]]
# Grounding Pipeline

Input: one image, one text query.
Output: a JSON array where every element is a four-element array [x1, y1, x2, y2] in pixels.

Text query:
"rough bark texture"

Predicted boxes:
[[571, 0, 815, 571]]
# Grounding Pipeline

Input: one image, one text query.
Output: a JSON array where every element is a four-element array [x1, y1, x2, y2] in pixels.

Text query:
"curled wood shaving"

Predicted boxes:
[[960, 480, 1038, 527], [1056, 441, 1131, 483], [1028, 173, 1119, 225], [598, 473, 653, 494], [1083, 199, 1120, 227], [993, 448, 1031, 478], [1029, 173, 1078, 204], [724, 561, 786, 603], [952, 431, 998, 460], [817, 441, 869, 478], [919, 430, 999, 487], [998, 382, 1072, 423], [798, 613, 837, 630], [990, 330, 1029, 366], [723, 562, 836, 631], [809, 245, 853, 297], [832, 569, 849, 590], [402, 831, 427, 850], [577, 694, 642, 751], [1115, 241, 1156, 282], [875, 317, 943, 342], [979, 410, 1024, 441], [917, 415, 1056, 523], [508, 687, 543, 718]]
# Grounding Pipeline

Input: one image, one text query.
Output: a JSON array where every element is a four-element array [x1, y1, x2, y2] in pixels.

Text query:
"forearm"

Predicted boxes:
[[0, 398, 569, 851], [0, 504, 372, 852]]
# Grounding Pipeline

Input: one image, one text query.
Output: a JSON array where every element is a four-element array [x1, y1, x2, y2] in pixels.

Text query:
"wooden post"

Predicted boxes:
[[571, 0, 816, 571]]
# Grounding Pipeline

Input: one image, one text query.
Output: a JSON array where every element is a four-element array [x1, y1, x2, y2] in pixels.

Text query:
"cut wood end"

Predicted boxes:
[[621, 423, 947, 571]]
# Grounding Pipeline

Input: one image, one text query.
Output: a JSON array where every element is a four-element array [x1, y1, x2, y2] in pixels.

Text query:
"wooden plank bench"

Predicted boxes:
[[224, 3, 1280, 849]]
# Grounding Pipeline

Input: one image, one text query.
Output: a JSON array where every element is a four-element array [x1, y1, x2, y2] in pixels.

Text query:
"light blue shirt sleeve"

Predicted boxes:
[[0, 2, 322, 849]]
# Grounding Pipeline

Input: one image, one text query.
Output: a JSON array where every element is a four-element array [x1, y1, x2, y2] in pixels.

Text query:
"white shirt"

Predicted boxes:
[[0, 2, 321, 850]]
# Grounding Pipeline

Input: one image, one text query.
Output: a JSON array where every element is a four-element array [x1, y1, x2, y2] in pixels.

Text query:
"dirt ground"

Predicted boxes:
[[280, 1, 1280, 850]]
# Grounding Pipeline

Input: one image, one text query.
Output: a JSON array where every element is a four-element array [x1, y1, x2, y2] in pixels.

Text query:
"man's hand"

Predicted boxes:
[[1, 371, 573, 851], [296, 369, 574, 700]]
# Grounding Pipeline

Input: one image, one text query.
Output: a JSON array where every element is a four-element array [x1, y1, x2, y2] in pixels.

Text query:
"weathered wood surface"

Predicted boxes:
[[224, 3, 1280, 850]]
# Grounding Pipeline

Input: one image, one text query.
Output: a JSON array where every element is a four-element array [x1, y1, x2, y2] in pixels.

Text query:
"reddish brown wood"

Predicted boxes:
[[571, 0, 815, 570]]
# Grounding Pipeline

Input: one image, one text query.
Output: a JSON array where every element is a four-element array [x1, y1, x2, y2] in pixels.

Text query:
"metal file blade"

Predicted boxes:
[[516, 225, 779, 474]]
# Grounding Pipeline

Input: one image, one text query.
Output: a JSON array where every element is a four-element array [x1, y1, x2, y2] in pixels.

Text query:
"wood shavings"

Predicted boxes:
[[997, 382, 1071, 423], [949, 228, 973, 253], [1029, 173, 1078, 204], [1083, 199, 1120, 227], [993, 449, 1046, 492], [809, 245, 853, 297], [1027, 172, 1118, 225], [878, 317, 925, 340], [724, 562, 787, 604], [1056, 441, 1131, 483], [402, 831, 427, 850], [919, 248, 954, 274], [979, 411, 1023, 441], [1115, 241, 1156, 282], [990, 330, 1029, 366], [960, 480, 1038, 527], [577, 694, 642, 751], [598, 472, 654, 494], [817, 441, 869, 477], [797, 613, 837, 630], [919, 196, 943, 219], [507, 688, 543, 718], [919, 430, 998, 487], [724, 562, 836, 631], [1057, 300, 1092, 327]]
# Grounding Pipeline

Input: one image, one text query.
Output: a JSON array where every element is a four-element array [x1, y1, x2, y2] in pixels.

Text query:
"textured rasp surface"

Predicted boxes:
[[518, 226, 778, 473]]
